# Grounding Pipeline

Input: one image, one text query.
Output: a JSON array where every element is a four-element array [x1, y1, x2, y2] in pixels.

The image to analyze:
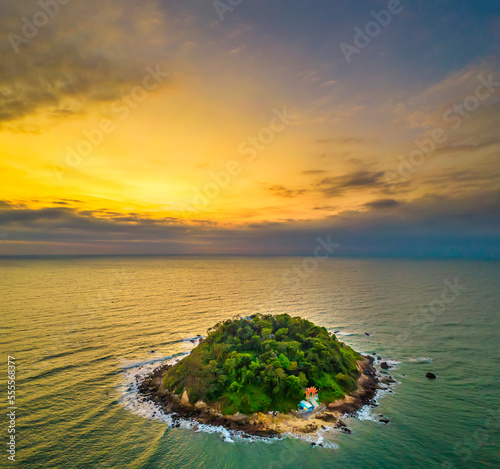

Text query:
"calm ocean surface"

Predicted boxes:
[[2, 257, 499, 468]]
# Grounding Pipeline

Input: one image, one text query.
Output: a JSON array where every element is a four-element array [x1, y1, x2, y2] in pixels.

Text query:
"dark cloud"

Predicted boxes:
[[265, 185, 308, 198], [435, 136, 500, 156], [0, 0, 170, 126], [0, 207, 69, 223], [302, 170, 327, 175], [364, 199, 400, 209], [313, 205, 336, 211], [0, 191, 498, 257], [317, 171, 387, 197]]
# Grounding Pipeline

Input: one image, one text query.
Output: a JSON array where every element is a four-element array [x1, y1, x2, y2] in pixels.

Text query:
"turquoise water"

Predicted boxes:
[[2, 257, 499, 468]]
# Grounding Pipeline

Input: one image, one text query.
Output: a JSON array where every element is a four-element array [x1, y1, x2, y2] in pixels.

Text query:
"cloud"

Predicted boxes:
[[265, 185, 308, 198], [317, 171, 387, 197], [302, 170, 327, 175], [364, 199, 400, 209], [0, 0, 171, 126], [389, 61, 500, 130], [313, 205, 336, 211], [0, 191, 498, 257], [316, 137, 365, 144], [434, 135, 500, 156]]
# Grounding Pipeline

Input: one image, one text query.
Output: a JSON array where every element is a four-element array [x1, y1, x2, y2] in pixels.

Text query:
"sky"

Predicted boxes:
[[0, 0, 499, 257]]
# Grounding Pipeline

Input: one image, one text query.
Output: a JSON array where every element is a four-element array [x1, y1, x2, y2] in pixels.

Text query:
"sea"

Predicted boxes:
[[1, 256, 499, 468]]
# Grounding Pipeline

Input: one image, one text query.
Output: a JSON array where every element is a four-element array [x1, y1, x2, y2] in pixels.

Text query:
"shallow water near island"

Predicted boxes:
[[2, 257, 500, 468]]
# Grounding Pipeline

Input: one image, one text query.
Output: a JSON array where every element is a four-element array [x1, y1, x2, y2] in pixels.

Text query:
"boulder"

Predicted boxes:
[[425, 372, 437, 379], [181, 390, 191, 405], [316, 412, 337, 422], [380, 362, 390, 370], [381, 377, 396, 384], [335, 420, 352, 434]]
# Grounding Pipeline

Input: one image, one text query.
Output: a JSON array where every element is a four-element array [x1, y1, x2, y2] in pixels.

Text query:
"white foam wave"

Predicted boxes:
[[181, 336, 204, 343], [355, 405, 378, 422], [386, 359, 401, 365], [372, 357, 401, 369], [354, 387, 393, 424], [118, 353, 189, 370], [329, 329, 353, 337], [408, 357, 433, 363], [283, 429, 339, 449]]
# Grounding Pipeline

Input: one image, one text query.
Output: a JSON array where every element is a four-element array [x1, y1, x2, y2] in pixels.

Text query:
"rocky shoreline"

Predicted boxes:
[[137, 355, 388, 438]]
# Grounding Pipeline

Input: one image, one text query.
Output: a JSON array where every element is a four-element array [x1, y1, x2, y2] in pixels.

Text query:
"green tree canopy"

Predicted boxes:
[[163, 314, 362, 414]]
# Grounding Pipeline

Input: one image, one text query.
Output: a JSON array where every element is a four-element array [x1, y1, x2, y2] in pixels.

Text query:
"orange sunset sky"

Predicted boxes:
[[1, 0, 499, 256]]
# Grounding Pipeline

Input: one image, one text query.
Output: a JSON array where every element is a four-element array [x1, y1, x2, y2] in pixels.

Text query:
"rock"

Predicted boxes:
[[377, 356, 382, 360], [379, 417, 390, 424], [425, 372, 437, 379], [181, 390, 191, 405], [305, 423, 318, 433], [335, 420, 352, 434], [317, 412, 337, 422], [380, 362, 390, 370], [381, 377, 396, 384], [194, 400, 207, 410], [365, 332, 370, 336]]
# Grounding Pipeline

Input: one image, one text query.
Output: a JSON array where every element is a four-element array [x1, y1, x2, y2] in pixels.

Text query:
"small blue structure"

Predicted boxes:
[[299, 400, 314, 412]]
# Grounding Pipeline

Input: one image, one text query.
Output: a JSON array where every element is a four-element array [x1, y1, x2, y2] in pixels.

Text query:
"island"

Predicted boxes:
[[139, 314, 382, 437]]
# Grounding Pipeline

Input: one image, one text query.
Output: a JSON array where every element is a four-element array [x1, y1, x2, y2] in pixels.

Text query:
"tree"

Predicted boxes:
[[262, 327, 272, 340], [275, 327, 289, 341]]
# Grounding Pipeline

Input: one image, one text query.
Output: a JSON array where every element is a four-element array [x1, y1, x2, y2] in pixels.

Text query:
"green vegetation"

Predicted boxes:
[[163, 314, 362, 415]]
